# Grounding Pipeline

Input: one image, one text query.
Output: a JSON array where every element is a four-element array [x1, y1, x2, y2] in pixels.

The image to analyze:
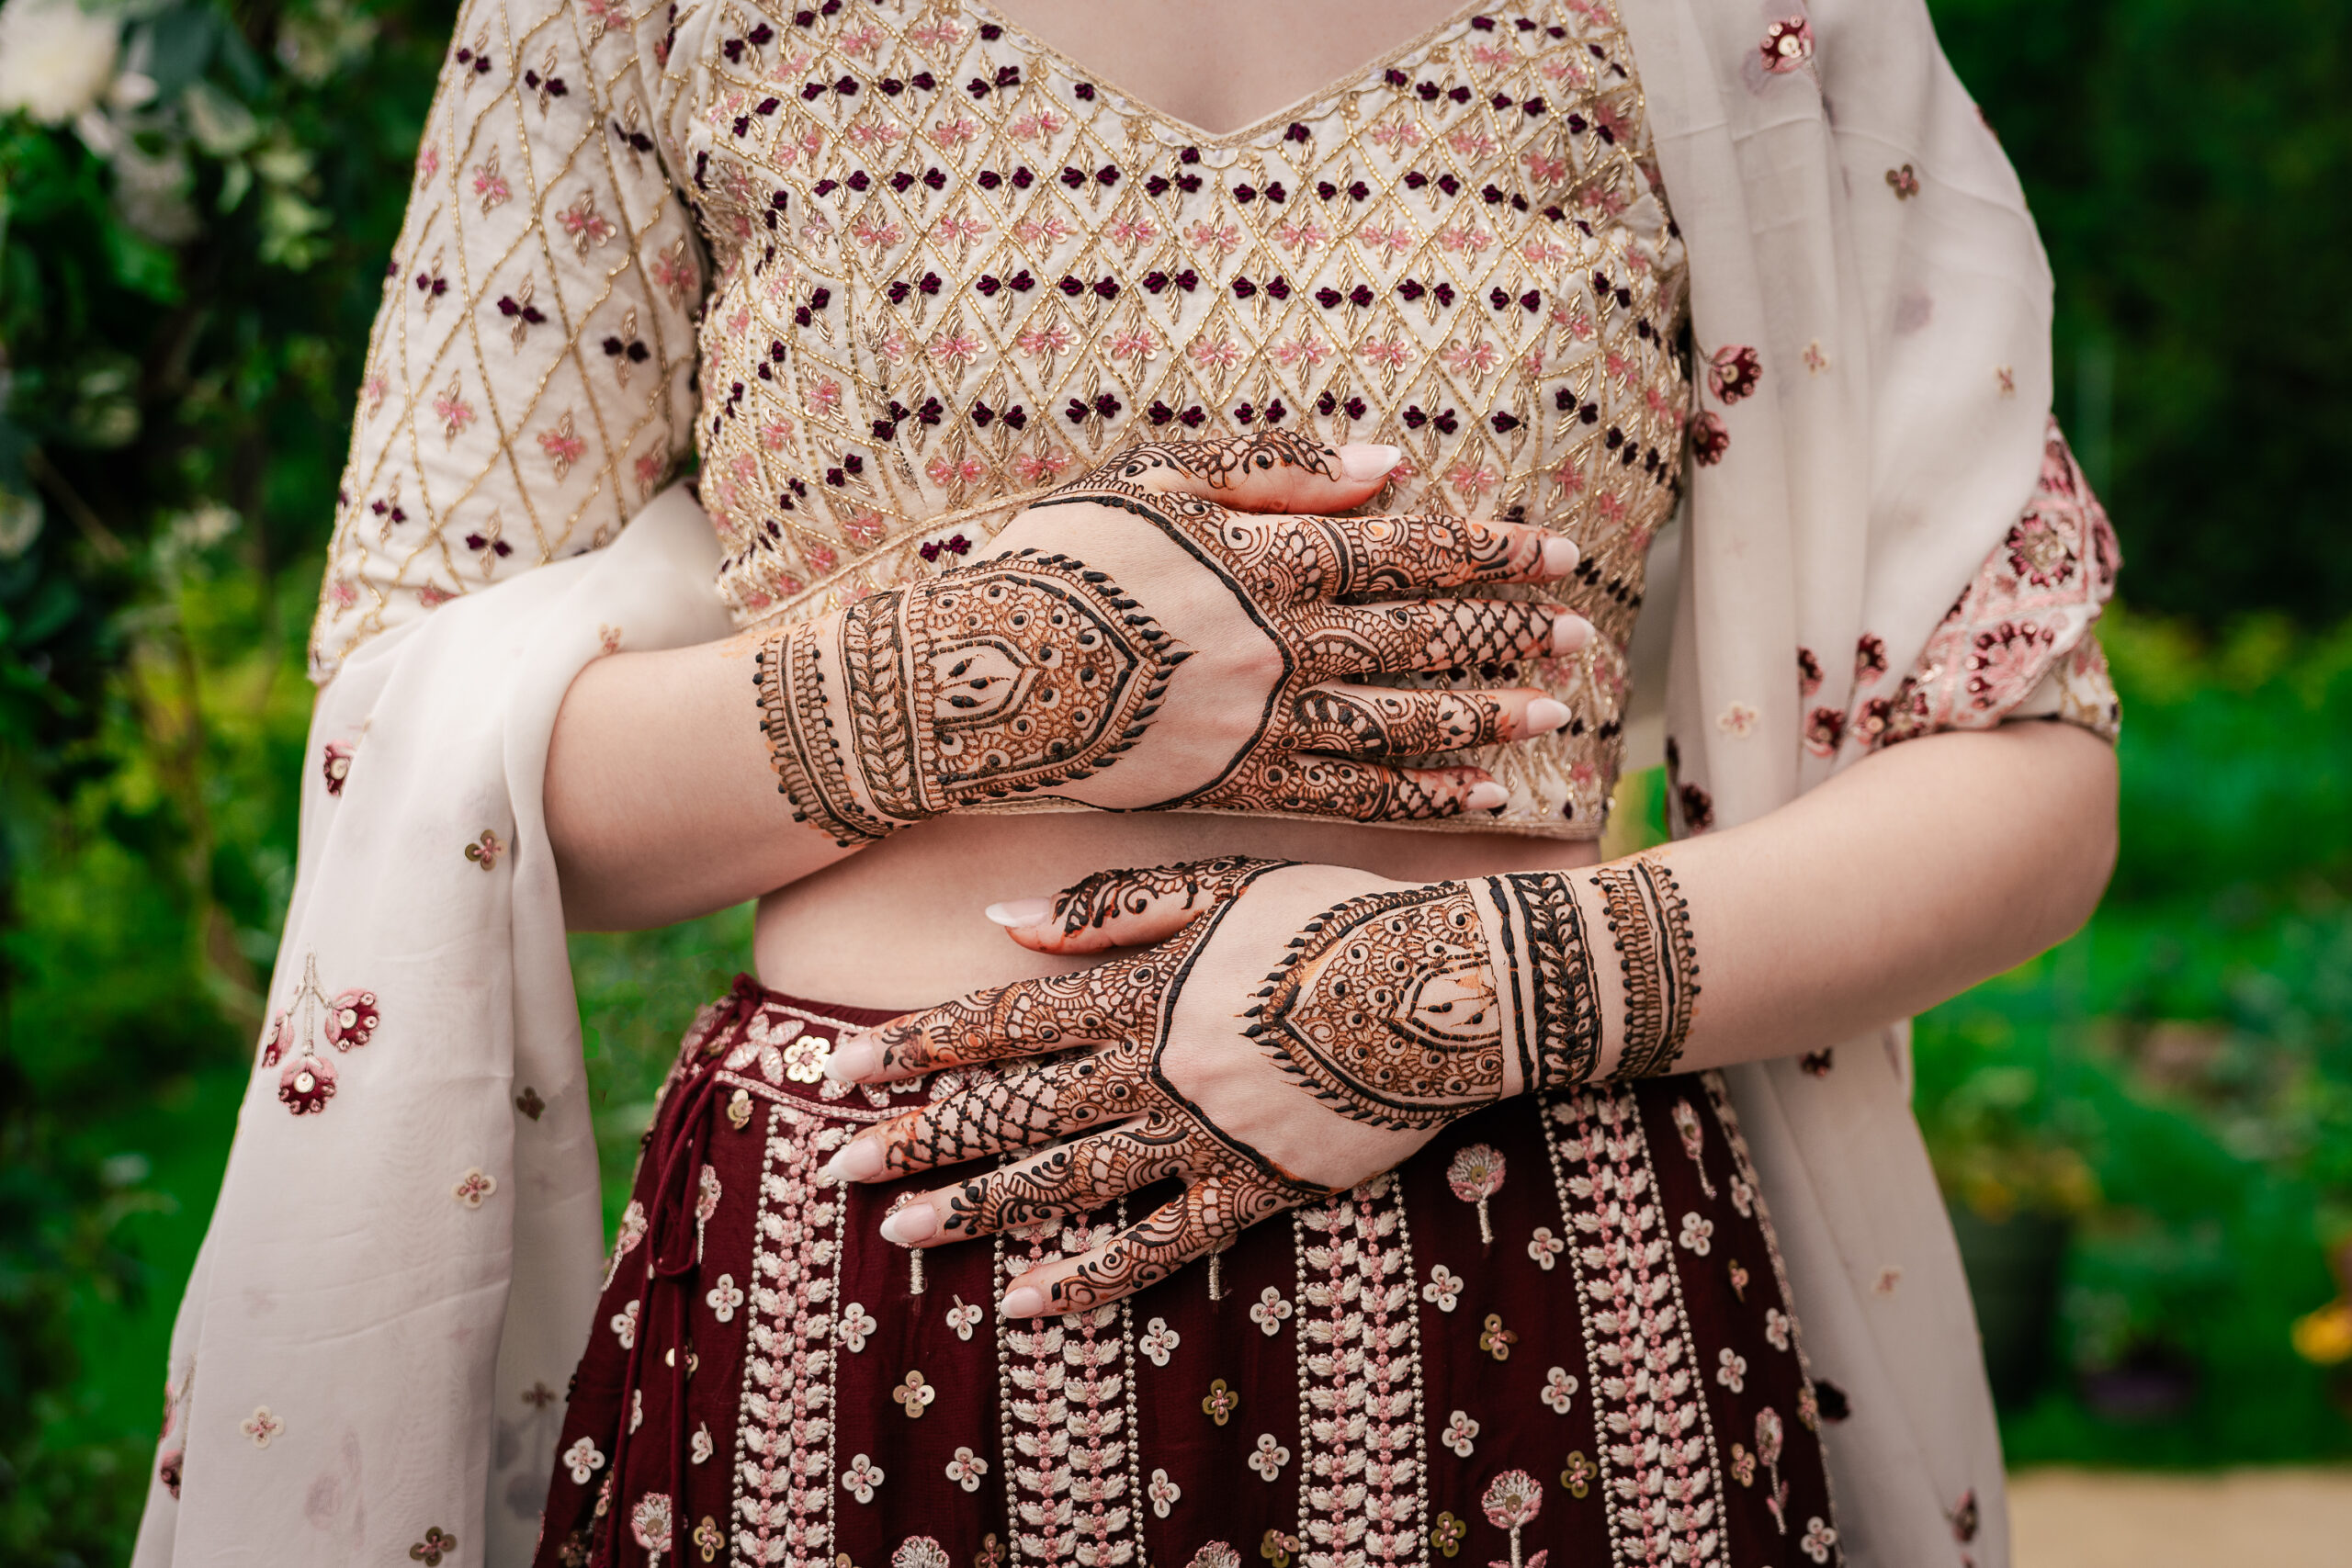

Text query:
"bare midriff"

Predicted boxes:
[[754, 816, 1601, 1009]]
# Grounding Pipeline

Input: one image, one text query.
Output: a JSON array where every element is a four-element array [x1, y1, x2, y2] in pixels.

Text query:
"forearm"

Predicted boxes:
[[546, 635, 854, 931], [1562, 721, 2118, 1080]]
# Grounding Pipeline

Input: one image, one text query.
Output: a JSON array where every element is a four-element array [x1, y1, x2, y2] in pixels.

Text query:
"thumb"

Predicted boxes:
[[987, 856, 1296, 954], [1081, 434, 1402, 515]]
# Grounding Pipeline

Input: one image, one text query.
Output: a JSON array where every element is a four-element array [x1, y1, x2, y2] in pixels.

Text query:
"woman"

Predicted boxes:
[[136, 0, 2119, 1565]]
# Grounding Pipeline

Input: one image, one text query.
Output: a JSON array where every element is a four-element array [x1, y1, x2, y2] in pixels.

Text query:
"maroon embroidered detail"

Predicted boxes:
[[1540, 1089, 1729, 1568], [1294, 1174, 1428, 1566], [729, 1096, 847, 1565], [1759, 17, 1815, 74], [1706, 346, 1760, 404], [1795, 648, 1822, 698], [998, 1215, 1146, 1566], [264, 953, 379, 1116], [1689, 411, 1728, 466], [322, 739, 354, 795]]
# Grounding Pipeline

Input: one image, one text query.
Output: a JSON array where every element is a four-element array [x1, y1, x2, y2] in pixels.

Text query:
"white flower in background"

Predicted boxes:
[[0, 0, 121, 126]]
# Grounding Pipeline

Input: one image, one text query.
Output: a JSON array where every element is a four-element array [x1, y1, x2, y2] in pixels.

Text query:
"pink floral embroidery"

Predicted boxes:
[[321, 739, 354, 795], [537, 412, 587, 479], [1447, 1143, 1507, 1243], [628, 1492, 673, 1552], [325, 989, 380, 1048], [470, 148, 510, 212], [452, 1168, 496, 1208], [1480, 1469, 1544, 1568], [558, 191, 617, 254], [1861, 423, 2120, 750]]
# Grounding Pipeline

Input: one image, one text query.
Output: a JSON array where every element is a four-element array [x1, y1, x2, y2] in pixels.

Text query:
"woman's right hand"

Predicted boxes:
[[756, 433, 1590, 843]]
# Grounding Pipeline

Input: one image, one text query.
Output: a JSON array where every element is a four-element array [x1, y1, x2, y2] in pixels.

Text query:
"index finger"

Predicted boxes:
[[1070, 433, 1402, 514], [1246, 510, 1576, 602]]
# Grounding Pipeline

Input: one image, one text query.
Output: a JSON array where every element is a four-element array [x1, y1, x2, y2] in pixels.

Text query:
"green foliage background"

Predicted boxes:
[[1, 0, 2346, 1561]]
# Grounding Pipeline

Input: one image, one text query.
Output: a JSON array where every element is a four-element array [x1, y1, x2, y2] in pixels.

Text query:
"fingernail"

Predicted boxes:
[[1523, 697, 1571, 737], [1337, 441, 1402, 481], [999, 1285, 1047, 1318], [820, 1138, 886, 1184], [1550, 615, 1596, 656], [1540, 536, 1580, 577], [879, 1202, 939, 1246], [821, 1034, 883, 1082], [1464, 780, 1510, 812], [984, 897, 1054, 928]]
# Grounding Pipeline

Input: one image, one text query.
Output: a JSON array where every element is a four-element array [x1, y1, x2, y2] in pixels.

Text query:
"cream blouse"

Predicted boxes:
[[311, 0, 1694, 837]]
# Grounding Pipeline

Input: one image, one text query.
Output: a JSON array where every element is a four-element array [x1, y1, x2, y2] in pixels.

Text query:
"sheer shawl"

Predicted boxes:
[[136, 2, 2098, 1563], [1623, 2, 2093, 1564]]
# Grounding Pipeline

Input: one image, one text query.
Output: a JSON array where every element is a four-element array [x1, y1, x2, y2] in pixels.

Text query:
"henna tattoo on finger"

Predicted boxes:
[[1182, 751, 1482, 820], [1049, 1172, 1316, 1310], [1283, 685, 1512, 760], [1592, 858, 1701, 1078], [1091, 431, 1340, 491], [1047, 855, 1295, 940], [1292, 597, 1556, 681], [872, 1041, 1158, 1176], [868, 958, 1164, 1076]]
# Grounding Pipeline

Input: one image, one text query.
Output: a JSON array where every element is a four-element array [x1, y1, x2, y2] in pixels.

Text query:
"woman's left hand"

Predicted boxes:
[[819, 855, 1572, 1316]]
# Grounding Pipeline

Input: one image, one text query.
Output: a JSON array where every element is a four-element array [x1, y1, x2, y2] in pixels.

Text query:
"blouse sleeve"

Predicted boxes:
[[307, 0, 702, 682], [1860, 419, 2123, 750]]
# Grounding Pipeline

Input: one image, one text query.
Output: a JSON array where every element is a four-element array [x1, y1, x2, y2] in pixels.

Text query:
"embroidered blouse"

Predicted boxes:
[[311, 0, 2112, 840]]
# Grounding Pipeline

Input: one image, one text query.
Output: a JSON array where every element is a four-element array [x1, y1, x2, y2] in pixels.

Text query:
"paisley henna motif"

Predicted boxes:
[[759, 439, 1567, 842], [1593, 858, 1701, 1079], [1249, 884, 1507, 1128], [759, 549, 1188, 844]]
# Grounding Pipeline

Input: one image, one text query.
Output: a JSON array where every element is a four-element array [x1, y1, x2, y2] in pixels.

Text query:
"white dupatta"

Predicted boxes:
[[1624, 1, 2059, 1563], [137, 3, 2059, 1563]]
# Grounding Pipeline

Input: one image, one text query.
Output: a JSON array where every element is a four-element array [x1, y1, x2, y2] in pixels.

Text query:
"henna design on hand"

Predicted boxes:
[[1592, 858, 1701, 1079], [1248, 883, 1507, 1128], [834, 855, 1618, 1312], [865, 897, 1333, 1309], [757, 549, 1190, 844], [759, 434, 1570, 841], [1492, 872, 1605, 1093]]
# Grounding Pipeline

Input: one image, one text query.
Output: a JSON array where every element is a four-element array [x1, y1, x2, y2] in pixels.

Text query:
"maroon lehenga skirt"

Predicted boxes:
[[535, 977, 1839, 1568]]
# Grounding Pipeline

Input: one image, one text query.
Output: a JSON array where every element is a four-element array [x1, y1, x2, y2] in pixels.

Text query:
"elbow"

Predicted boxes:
[[2036, 725, 2120, 951]]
